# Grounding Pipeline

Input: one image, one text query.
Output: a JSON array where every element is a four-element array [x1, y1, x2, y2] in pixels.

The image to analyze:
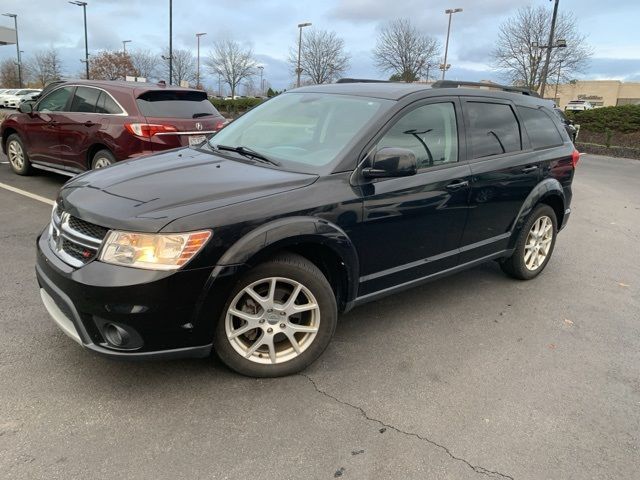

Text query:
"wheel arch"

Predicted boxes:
[[87, 143, 113, 169], [2, 126, 19, 152], [508, 178, 566, 249]]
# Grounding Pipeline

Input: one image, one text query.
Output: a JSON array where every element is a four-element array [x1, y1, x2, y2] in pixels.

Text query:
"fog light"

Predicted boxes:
[[104, 323, 130, 347]]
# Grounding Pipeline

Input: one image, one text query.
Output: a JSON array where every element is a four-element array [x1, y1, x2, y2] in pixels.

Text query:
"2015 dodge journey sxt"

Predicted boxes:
[[36, 80, 578, 377]]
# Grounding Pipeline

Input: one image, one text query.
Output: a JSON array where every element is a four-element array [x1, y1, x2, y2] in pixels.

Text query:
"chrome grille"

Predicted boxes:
[[49, 206, 109, 267]]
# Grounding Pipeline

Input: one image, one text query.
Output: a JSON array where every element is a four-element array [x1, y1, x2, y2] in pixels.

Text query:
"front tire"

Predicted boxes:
[[214, 253, 337, 377], [501, 204, 557, 280], [6, 134, 32, 175]]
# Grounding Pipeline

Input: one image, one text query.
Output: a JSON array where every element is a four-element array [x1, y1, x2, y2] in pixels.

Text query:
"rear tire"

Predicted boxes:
[[214, 253, 337, 377], [91, 149, 115, 169], [6, 134, 32, 176], [500, 204, 557, 280]]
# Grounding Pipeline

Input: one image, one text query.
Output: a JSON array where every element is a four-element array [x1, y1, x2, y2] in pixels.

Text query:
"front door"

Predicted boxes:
[[352, 98, 472, 297], [23, 86, 75, 165]]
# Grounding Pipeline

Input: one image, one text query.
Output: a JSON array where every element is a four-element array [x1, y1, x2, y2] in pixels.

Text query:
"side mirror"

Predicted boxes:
[[363, 147, 417, 178], [18, 102, 33, 114]]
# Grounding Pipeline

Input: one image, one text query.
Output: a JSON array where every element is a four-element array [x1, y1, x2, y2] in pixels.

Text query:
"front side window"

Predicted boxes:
[[466, 102, 521, 158], [518, 106, 564, 149], [376, 102, 459, 169], [37, 87, 74, 113], [209, 93, 392, 172], [70, 86, 101, 113]]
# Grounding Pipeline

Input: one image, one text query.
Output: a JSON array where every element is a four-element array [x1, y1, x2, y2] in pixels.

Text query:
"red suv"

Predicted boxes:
[[1, 80, 226, 176]]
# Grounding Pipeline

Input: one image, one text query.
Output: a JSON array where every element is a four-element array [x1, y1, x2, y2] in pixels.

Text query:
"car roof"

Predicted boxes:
[[53, 79, 202, 96], [290, 81, 549, 106]]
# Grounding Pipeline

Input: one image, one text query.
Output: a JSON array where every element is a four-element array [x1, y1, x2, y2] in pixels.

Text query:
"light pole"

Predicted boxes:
[[442, 8, 462, 80], [196, 32, 206, 89], [296, 22, 312, 88], [533, 37, 566, 97], [122, 40, 131, 53], [168, 0, 173, 85], [69, 2, 89, 79], [539, 0, 560, 98], [2, 14, 21, 87], [257, 65, 264, 96], [554, 59, 563, 102]]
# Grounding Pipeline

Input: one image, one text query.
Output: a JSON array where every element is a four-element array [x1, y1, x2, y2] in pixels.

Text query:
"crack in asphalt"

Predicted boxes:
[[299, 373, 514, 480]]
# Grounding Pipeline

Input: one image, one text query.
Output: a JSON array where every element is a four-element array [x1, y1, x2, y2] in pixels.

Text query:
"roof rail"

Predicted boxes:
[[336, 78, 392, 84], [431, 80, 540, 97]]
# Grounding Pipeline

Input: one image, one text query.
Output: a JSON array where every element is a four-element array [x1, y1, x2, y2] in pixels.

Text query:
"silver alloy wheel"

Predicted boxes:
[[524, 215, 553, 271], [93, 157, 113, 169], [7, 140, 24, 170], [225, 277, 321, 365]]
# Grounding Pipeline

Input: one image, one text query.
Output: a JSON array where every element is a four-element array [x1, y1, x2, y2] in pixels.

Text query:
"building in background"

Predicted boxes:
[[549, 80, 640, 109], [0, 25, 17, 46]]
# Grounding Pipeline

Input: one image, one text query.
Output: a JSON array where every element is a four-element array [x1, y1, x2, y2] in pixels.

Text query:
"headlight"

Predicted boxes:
[[99, 230, 211, 270]]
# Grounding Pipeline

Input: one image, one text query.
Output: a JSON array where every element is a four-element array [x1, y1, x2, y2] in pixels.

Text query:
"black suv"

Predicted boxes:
[[36, 80, 578, 377]]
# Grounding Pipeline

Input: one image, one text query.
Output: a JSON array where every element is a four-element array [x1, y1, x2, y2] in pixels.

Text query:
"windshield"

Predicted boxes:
[[209, 92, 392, 173]]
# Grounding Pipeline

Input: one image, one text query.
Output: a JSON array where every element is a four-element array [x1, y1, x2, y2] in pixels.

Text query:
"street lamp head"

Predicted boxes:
[[196, 32, 207, 37], [69, 1, 87, 5], [445, 8, 463, 14], [2, 13, 17, 18], [123, 40, 131, 43], [555, 38, 567, 48], [297, 22, 312, 28]]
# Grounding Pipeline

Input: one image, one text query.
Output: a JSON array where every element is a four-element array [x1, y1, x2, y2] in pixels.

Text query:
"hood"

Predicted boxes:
[[60, 148, 318, 232]]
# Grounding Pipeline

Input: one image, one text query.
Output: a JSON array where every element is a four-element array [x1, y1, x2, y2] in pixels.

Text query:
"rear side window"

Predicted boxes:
[[95, 91, 123, 114], [466, 102, 521, 158], [518, 106, 564, 149], [136, 90, 219, 119], [70, 86, 101, 113], [37, 87, 74, 113]]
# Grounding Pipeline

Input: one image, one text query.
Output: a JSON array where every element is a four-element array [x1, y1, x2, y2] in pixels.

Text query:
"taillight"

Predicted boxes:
[[125, 123, 178, 138], [214, 119, 228, 131], [571, 149, 580, 168]]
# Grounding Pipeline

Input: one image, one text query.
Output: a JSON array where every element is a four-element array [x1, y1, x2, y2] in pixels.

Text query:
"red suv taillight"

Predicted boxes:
[[214, 119, 228, 131], [571, 149, 580, 168], [125, 123, 178, 138]]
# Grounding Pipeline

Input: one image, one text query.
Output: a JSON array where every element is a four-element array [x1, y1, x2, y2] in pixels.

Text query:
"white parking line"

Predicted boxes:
[[0, 182, 55, 206]]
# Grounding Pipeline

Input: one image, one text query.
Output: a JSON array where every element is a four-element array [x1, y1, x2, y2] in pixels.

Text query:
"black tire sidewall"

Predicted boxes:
[[91, 149, 115, 169], [510, 204, 558, 280], [213, 256, 337, 377], [7, 134, 31, 175]]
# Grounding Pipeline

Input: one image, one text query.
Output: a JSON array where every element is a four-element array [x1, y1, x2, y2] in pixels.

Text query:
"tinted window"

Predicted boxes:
[[95, 91, 123, 114], [37, 87, 74, 112], [466, 102, 521, 158], [518, 106, 564, 149], [70, 86, 101, 113], [377, 102, 458, 169], [136, 90, 219, 118]]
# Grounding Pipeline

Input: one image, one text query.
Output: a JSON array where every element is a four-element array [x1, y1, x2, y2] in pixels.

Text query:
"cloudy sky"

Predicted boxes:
[[1, 0, 639, 91]]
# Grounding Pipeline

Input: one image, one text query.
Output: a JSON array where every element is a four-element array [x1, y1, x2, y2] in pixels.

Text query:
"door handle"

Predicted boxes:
[[521, 165, 538, 173], [445, 180, 469, 191], [84, 121, 95, 127], [48, 120, 58, 126]]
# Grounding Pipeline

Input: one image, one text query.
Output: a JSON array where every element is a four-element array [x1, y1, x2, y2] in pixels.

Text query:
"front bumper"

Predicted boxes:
[[36, 229, 215, 360]]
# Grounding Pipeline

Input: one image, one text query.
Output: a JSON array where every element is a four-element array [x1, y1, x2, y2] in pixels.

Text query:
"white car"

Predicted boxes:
[[0, 89, 19, 107], [2, 89, 41, 108], [564, 100, 594, 111]]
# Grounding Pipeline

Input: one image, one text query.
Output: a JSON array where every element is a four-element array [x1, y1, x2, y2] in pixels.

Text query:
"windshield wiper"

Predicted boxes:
[[214, 145, 281, 166]]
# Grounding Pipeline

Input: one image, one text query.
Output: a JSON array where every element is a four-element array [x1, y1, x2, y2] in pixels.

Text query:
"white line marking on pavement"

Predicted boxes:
[[0, 182, 55, 206]]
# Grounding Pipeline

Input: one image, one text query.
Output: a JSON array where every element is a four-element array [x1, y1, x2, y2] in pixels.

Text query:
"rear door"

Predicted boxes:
[[134, 90, 225, 151], [24, 86, 75, 164], [56, 86, 104, 170], [458, 98, 540, 262]]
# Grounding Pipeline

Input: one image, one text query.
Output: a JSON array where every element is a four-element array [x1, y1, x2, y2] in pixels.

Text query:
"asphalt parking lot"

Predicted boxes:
[[0, 153, 638, 480]]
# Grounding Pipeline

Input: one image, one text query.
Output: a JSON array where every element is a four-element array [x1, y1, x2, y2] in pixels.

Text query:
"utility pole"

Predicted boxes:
[[1, 14, 21, 87], [296, 22, 311, 88], [122, 40, 131, 53], [258, 66, 264, 96], [442, 8, 462, 80], [196, 32, 206, 89], [539, 0, 560, 98], [554, 59, 563, 102], [168, 0, 173, 85], [69, 2, 89, 79]]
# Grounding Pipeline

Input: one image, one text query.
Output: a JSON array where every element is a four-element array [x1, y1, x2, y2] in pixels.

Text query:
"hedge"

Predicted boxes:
[[566, 105, 640, 134], [209, 98, 264, 115]]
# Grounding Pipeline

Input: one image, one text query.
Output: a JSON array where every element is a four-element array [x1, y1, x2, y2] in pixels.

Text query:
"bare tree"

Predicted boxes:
[[288, 29, 350, 84], [89, 50, 134, 81], [373, 19, 441, 82], [161, 48, 196, 86], [0, 59, 20, 88], [129, 50, 159, 80], [491, 6, 592, 92], [26, 48, 63, 87], [206, 39, 257, 98]]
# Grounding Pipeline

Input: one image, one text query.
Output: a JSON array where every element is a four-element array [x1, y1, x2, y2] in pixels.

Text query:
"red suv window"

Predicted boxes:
[[136, 91, 218, 119]]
